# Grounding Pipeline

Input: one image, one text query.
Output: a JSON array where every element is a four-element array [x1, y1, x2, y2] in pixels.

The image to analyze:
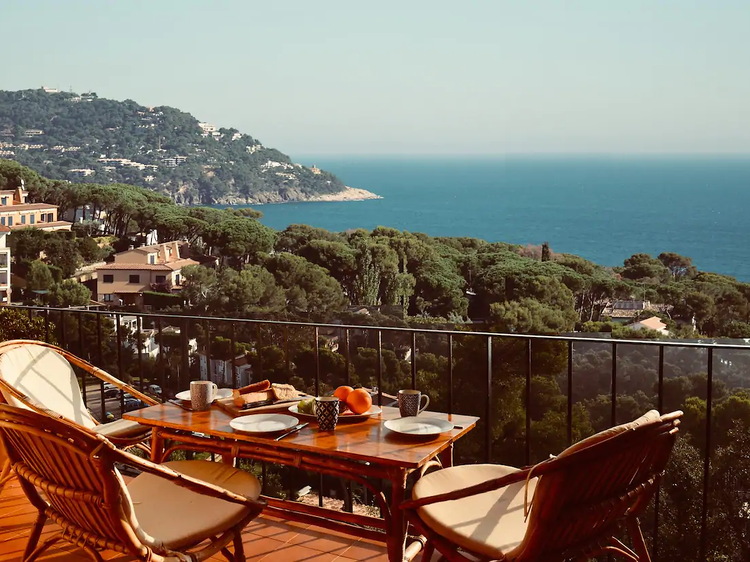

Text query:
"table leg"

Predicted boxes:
[[438, 443, 454, 469], [150, 429, 164, 463], [387, 471, 408, 562]]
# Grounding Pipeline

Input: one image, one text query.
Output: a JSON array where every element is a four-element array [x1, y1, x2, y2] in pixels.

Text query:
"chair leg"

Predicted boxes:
[[627, 517, 652, 562], [233, 529, 245, 561], [24, 536, 60, 562], [0, 457, 12, 493], [22, 511, 48, 561], [422, 541, 435, 561], [81, 545, 105, 562]]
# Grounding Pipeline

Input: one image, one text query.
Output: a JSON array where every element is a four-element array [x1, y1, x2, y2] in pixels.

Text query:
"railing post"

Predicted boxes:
[[376, 330, 382, 406], [653, 344, 665, 559], [567, 340, 573, 447], [344, 329, 351, 387], [525, 338, 532, 465], [96, 313, 105, 422], [411, 332, 417, 390], [78, 311, 86, 408], [157, 317, 165, 401], [486, 335, 493, 464], [136, 316, 143, 393], [611, 342, 617, 426], [116, 313, 124, 415], [314, 326, 320, 397], [182, 317, 190, 391], [230, 322, 238, 388], [447, 333, 453, 416], [699, 347, 714, 562]]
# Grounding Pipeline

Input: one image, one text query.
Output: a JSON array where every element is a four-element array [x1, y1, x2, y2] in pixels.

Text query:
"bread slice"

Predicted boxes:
[[271, 383, 299, 401], [232, 389, 274, 407]]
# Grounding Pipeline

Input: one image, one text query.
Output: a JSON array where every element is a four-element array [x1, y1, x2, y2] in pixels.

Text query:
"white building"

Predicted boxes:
[[626, 316, 670, 335], [69, 168, 95, 177], [0, 225, 11, 303], [199, 354, 253, 387]]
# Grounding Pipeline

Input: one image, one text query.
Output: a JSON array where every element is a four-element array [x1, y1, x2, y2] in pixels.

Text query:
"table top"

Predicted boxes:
[[124, 404, 478, 469]]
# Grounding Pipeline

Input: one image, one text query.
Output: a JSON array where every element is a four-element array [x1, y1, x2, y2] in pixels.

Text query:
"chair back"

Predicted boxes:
[[0, 404, 143, 555], [0, 342, 96, 429], [512, 411, 682, 560]]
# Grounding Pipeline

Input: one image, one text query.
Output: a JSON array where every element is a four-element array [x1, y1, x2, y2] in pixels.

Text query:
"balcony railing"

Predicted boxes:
[[4, 304, 750, 562]]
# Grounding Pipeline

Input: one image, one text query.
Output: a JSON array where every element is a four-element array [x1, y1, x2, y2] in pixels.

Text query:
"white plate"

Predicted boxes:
[[175, 388, 233, 402], [288, 404, 382, 422], [384, 417, 454, 436], [229, 414, 299, 434]]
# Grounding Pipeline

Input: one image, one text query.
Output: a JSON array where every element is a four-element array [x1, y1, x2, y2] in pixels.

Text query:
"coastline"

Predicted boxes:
[[303, 186, 383, 203]]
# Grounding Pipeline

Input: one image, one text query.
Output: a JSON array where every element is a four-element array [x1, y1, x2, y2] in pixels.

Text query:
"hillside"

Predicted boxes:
[[0, 88, 349, 205]]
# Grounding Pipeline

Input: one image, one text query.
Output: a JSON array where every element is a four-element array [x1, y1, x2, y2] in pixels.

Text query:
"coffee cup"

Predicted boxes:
[[398, 389, 429, 417], [315, 396, 340, 431], [190, 380, 218, 411]]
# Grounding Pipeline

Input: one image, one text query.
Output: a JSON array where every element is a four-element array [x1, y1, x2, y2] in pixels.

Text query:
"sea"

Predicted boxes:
[[252, 156, 750, 281]]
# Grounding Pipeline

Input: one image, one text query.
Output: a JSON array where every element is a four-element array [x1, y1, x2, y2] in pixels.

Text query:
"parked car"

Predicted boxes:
[[146, 384, 162, 396], [103, 383, 120, 399], [123, 397, 147, 412]]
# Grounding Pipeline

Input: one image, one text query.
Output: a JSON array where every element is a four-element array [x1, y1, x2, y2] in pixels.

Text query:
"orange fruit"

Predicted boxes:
[[334, 386, 354, 413], [346, 388, 372, 415], [333, 386, 353, 402]]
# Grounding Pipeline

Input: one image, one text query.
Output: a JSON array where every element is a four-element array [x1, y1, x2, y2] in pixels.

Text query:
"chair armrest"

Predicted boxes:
[[400, 467, 532, 510], [113, 444, 266, 510]]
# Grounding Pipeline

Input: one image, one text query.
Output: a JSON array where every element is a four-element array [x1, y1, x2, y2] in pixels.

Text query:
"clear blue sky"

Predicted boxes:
[[4, 1, 750, 155]]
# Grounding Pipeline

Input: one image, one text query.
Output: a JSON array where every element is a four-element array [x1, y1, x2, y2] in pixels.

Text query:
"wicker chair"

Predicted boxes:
[[0, 404, 266, 561], [401, 410, 682, 562], [0, 339, 158, 493]]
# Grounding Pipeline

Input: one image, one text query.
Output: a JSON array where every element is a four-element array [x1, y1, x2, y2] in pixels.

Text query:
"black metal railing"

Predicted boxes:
[[4, 304, 750, 561]]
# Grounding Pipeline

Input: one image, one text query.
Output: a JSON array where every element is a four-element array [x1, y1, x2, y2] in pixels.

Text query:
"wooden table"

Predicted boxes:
[[124, 404, 478, 561]]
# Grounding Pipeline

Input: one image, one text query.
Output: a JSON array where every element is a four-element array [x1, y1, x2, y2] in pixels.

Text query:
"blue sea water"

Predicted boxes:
[[255, 156, 750, 281]]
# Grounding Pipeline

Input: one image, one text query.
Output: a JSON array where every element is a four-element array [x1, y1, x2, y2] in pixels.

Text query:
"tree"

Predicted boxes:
[[490, 298, 577, 334], [541, 242, 551, 262], [658, 252, 697, 280], [0, 308, 50, 341], [206, 218, 276, 266], [26, 260, 54, 293], [49, 279, 92, 307], [264, 254, 346, 314]]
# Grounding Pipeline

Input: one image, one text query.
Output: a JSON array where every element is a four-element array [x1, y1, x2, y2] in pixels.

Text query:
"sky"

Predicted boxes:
[[4, 1, 750, 155]]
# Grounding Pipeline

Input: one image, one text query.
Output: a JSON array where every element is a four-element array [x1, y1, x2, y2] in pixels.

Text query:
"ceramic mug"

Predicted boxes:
[[315, 396, 340, 431], [190, 380, 218, 411], [398, 389, 430, 417]]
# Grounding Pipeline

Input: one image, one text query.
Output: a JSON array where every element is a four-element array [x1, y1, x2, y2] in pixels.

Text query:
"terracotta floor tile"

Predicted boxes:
[[0, 481, 389, 562], [287, 527, 356, 556], [340, 539, 390, 561], [258, 542, 340, 561], [245, 518, 302, 542], [239, 535, 291, 561]]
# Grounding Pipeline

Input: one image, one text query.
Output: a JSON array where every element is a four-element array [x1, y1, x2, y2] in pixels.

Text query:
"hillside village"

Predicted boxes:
[[0, 88, 346, 204]]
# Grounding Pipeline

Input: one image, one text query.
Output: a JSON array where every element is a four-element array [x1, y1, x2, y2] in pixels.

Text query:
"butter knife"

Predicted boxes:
[[275, 422, 308, 441], [167, 399, 193, 412]]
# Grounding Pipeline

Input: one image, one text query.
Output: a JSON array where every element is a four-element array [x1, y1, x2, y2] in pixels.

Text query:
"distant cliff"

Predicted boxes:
[[0, 88, 349, 205]]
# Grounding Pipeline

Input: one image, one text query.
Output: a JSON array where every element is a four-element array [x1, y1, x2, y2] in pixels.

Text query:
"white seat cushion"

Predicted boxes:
[[0, 345, 95, 429], [93, 418, 149, 439], [412, 464, 535, 560], [126, 460, 261, 551]]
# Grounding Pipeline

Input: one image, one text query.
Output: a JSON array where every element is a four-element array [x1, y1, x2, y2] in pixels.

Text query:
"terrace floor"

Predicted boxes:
[[0, 474, 404, 561]]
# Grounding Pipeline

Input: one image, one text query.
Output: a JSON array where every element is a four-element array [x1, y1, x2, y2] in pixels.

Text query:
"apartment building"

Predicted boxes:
[[96, 241, 199, 307], [0, 186, 72, 231], [0, 225, 10, 304]]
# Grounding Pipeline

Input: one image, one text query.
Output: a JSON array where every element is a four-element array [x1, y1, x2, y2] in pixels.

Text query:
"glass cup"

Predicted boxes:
[[190, 380, 217, 411], [315, 396, 340, 431], [398, 389, 430, 417]]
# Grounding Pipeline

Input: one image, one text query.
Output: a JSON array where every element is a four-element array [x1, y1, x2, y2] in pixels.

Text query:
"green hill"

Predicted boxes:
[[0, 88, 345, 204]]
